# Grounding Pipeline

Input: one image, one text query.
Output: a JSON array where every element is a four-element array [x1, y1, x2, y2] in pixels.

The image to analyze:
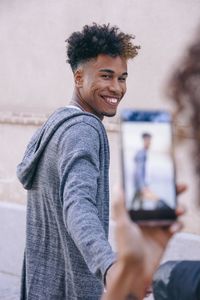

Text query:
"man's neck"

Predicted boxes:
[[69, 90, 86, 112], [68, 100, 83, 111], [70, 89, 104, 120]]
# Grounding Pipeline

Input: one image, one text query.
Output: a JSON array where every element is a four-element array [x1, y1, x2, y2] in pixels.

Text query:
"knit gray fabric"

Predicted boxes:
[[17, 107, 116, 300]]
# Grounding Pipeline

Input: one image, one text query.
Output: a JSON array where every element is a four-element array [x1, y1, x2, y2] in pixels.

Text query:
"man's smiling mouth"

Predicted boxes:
[[101, 96, 120, 105]]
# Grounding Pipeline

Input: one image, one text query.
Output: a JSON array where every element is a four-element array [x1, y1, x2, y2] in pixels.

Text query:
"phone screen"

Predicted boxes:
[[121, 110, 177, 223]]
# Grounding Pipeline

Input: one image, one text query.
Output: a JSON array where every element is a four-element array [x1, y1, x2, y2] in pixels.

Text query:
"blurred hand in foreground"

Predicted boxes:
[[102, 187, 186, 300]]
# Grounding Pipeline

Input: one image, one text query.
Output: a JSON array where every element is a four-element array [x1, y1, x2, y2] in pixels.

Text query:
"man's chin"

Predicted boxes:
[[102, 110, 117, 118]]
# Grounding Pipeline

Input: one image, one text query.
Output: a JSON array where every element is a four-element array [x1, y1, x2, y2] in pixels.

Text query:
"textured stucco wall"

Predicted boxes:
[[1, 0, 200, 113]]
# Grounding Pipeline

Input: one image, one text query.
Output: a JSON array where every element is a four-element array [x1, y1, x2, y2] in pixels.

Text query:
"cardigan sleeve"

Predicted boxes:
[[58, 121, 116, 281]]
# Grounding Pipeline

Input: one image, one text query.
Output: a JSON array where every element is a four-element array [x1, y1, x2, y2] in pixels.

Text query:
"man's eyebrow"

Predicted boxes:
[[99, 69, 128, 76]]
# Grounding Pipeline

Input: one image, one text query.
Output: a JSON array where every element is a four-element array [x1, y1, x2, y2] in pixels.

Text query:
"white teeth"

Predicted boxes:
[[105, 97, 118, 104]]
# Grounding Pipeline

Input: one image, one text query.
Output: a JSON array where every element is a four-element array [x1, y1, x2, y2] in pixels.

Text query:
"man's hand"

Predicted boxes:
[[176, 183, 187, 196]]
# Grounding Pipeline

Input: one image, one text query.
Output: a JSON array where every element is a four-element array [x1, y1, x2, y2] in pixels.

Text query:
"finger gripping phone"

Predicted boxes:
[[120, 109, 177, 225]]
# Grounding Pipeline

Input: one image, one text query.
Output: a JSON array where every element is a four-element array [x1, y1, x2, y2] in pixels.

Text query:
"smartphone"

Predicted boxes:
[[120, 109, 177, 225]]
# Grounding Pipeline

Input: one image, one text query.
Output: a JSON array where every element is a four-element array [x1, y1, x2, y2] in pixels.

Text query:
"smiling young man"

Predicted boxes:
[[17, 24, 139, 300], [70, 54, 128, 118]]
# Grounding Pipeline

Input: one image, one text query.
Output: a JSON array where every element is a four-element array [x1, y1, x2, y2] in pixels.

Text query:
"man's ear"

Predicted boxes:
[[74, 69, 84, 88]]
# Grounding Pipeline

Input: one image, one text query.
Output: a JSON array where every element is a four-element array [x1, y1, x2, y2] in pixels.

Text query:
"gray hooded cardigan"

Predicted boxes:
[[17, 107, 116, 300]]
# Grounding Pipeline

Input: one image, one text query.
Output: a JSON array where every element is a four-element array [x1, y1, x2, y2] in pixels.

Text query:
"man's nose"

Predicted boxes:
[[109, 79, 122, 94]]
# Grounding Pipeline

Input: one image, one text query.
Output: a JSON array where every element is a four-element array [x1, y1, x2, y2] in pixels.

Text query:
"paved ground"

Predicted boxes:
[[1, 201, 200, 300], [0, 202, 25, 300], [0, 272, 20, 300]]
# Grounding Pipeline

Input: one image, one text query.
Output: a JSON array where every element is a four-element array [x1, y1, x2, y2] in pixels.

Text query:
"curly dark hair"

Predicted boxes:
[[66, 23, 140, 71], [167, 27, 200, 203]]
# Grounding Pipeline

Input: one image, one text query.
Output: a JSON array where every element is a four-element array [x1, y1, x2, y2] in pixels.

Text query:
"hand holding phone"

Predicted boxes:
[[120, 109, 177, 225]]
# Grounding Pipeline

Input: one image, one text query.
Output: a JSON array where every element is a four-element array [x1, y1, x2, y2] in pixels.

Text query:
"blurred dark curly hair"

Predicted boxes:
[[167, 27, 200, 201], [66, 23, 140, 72]]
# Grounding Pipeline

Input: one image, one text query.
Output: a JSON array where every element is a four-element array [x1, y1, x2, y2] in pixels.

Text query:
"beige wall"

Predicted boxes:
[[1, 0, 200, 233], [1, 0, 200, 113]]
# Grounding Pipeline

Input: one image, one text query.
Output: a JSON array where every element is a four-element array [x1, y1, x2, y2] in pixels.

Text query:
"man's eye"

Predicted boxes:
[[101, 74, 111, 79], [119, 77, 126, 82]]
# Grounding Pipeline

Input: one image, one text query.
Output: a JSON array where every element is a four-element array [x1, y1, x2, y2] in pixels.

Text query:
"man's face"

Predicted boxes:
[[143, 137, 151, 149], [74, 54, 128, 119]]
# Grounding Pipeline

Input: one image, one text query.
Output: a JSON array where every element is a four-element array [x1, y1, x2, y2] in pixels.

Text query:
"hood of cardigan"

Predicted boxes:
[[16, 107, 98, 190]]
